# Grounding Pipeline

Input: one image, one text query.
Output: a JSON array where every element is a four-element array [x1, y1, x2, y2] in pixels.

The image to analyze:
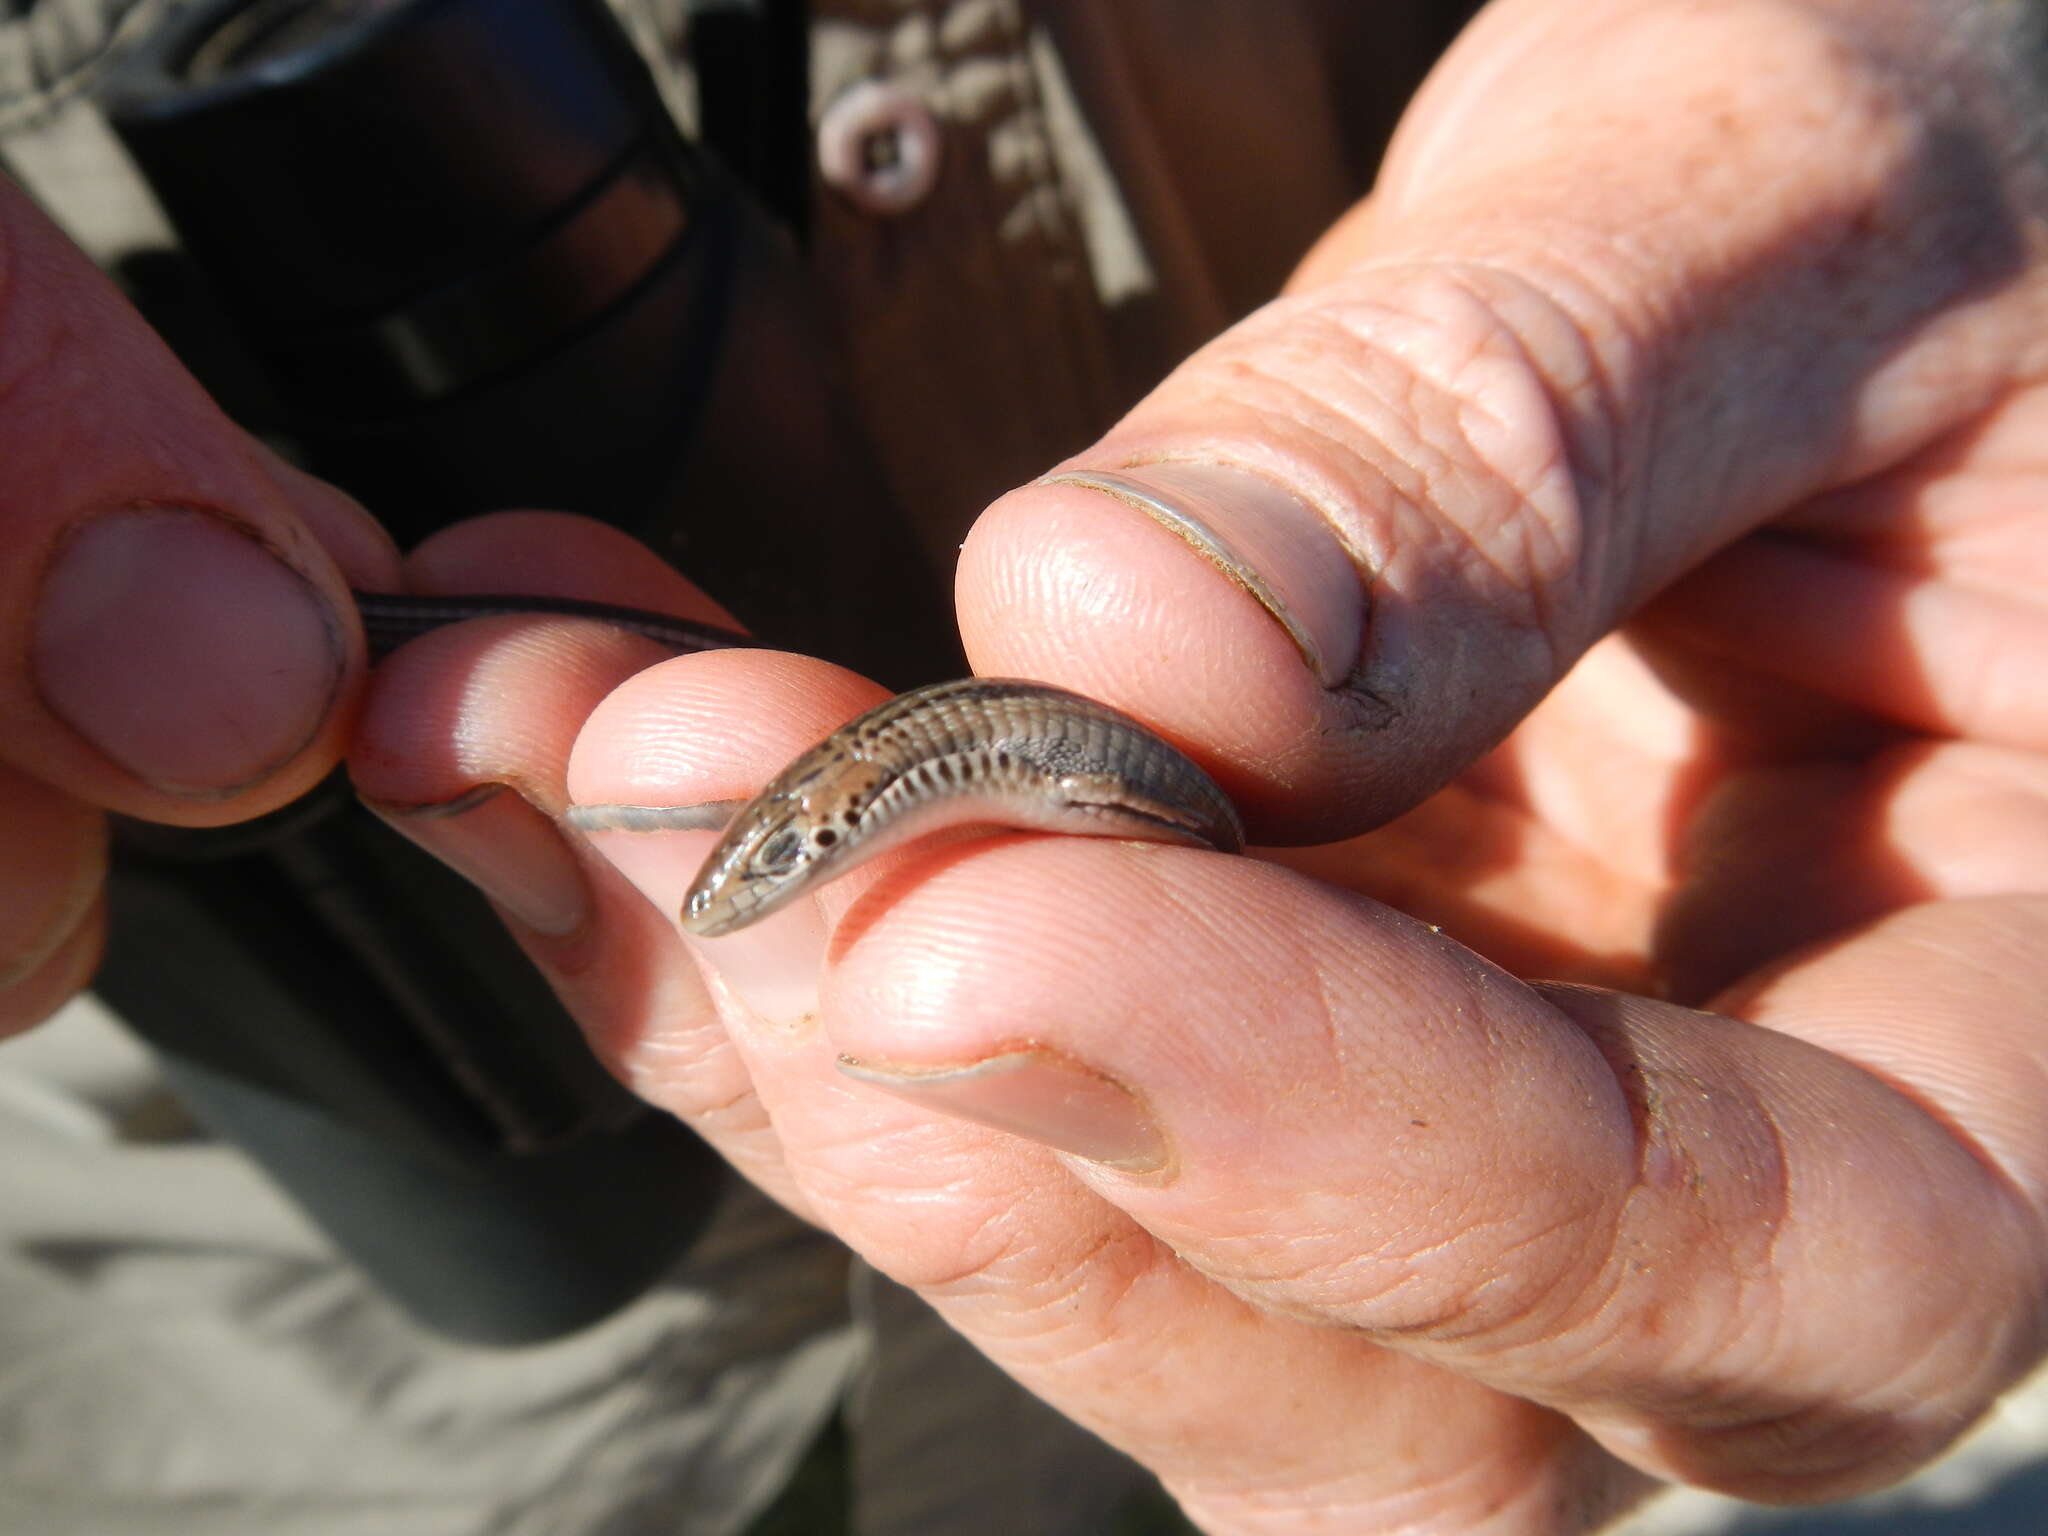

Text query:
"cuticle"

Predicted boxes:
[[1123, 452, 1384, 596]]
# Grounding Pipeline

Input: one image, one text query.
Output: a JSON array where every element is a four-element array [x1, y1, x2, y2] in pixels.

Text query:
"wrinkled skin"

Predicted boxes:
[[6, 1, 2048, 1531]]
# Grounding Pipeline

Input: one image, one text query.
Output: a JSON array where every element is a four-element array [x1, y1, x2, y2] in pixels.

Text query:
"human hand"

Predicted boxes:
[[356, 0, 2048, 1529], [0, 176, 400, 1036]]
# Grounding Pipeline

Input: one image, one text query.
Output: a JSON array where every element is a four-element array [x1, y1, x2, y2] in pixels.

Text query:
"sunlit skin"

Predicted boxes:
[[5, 1, 2048, 1532]]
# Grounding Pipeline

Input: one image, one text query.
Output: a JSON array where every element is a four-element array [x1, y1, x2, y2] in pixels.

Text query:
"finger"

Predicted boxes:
[[0, 762, 105, 1036], [397, 510, 743, 625], [568, 647, 891, 1046], [1291, 633, 2048, 1003], [1655, 739, 2048, 1000], [348, 513, 806, 1205], [573, 647, 1660, 1531], [1638, 533, 2048, 751], [1258, 633, 1698, 992], [564, 647, 888, 1214], [257, 448, 404, 591], [1635, 378, 2048, 752], [0, 177, 400, 823], [815, 843, 2048, 1503], [956, 0, 2048, 840]]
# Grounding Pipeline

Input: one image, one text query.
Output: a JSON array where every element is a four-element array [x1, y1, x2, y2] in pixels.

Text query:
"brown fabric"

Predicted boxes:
[[802, 0, 1463, 559]]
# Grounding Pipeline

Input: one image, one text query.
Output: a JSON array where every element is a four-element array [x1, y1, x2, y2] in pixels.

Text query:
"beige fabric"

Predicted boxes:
[[0, 1001, 859, 1536], [0, 999, 1154, 1535]]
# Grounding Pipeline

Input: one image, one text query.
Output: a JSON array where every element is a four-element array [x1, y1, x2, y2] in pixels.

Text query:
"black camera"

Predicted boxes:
[[95, 0, 950, 1342]]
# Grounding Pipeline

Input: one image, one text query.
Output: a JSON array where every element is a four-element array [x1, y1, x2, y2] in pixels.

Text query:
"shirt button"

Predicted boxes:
[[817, 80, 943, 216]]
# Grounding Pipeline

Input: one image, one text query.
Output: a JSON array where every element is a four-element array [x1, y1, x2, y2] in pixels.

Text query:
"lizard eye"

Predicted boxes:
[[753, 827, 804, 875]]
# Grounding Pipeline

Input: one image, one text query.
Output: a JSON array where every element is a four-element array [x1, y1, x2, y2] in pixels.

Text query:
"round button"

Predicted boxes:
[[817, 80, 943, 216]]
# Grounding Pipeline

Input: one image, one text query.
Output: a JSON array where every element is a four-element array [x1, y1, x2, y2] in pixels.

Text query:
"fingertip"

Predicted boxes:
[[566, 649, 887, 1028], [255, 450, 403, 591], [959, 476, 1368, 837], [567, 647, 889, 811], [356, 517, 751, 805], [404, 511, 741, 629]]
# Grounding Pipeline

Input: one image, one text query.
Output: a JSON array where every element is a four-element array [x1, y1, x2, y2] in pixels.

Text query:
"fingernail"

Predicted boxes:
[[839, 1047, 1168, 1172], [578, 817, 824, 1025], [33, 508, 344, 795], [368, 785, 591, 937], [1040, 463, 1365, 686]]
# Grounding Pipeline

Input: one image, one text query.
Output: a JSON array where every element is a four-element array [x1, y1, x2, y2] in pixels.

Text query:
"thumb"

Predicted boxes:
[[0, 175, 397, 825], [957, 0, 2046, 840]]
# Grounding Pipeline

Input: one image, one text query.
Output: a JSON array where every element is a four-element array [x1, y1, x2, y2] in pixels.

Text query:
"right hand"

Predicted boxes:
[[0, 175, 401, 1035]]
